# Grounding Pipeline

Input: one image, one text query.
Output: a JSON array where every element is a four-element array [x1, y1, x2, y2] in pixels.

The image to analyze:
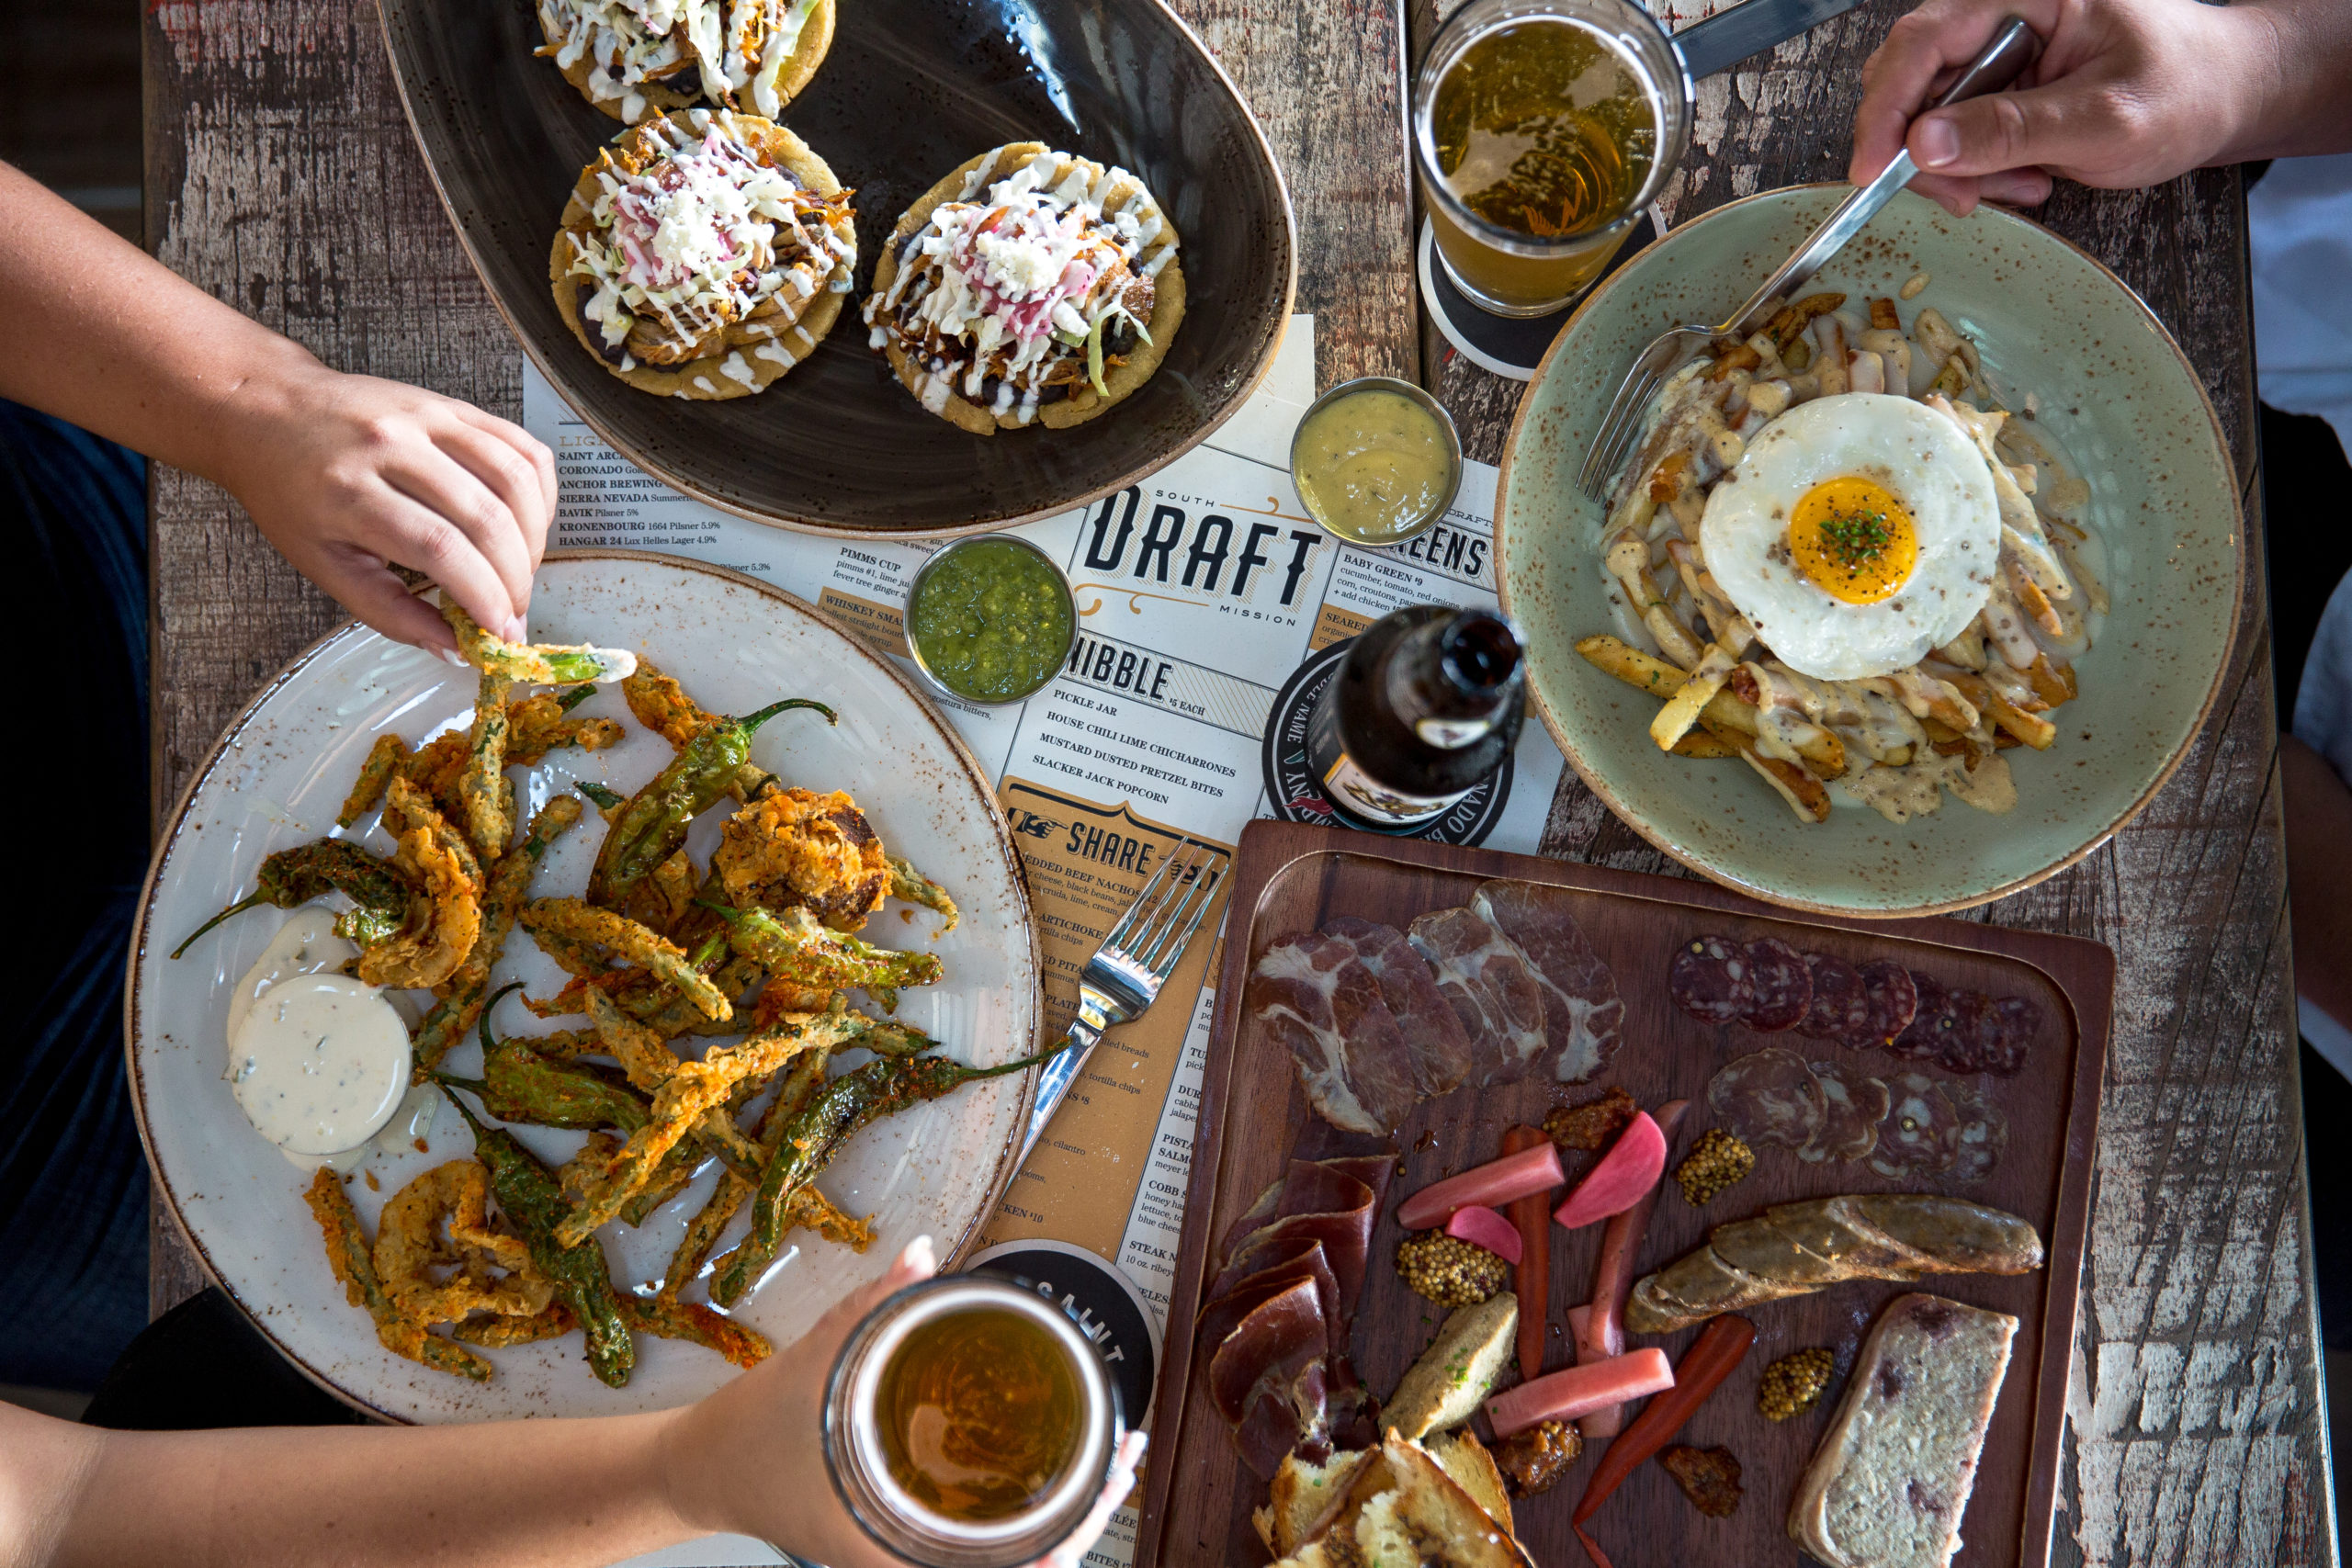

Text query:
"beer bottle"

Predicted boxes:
[[1303, 604, 1525, 828]]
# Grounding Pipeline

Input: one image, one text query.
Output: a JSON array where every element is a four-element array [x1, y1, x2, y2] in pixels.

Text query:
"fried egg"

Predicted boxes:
[[1702, 393, 2001, 681]]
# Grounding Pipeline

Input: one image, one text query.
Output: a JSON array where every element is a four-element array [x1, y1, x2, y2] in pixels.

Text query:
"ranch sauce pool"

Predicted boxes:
[[907, 538, 1074, 703], [1291, 389, 1458, 545], [226, 913, 410, 1159]]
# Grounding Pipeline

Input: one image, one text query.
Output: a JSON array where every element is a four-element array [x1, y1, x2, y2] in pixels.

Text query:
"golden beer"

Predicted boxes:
[[1414, 0, 1691, 316]]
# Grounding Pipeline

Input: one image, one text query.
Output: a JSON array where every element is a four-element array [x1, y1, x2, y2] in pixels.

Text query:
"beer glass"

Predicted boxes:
[[1413, 0, 1693, 317]]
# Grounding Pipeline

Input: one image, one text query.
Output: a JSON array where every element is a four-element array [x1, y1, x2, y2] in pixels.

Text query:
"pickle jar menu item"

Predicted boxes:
[[1291, 377, 1464, 547], [824, 1275, 1122, 1568], [904, 535, 1080, 705], [1411, 0, 1692, 317]]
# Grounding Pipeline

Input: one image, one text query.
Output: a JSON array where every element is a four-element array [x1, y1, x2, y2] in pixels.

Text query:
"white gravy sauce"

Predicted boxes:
[[227, 915, 411, 1159]]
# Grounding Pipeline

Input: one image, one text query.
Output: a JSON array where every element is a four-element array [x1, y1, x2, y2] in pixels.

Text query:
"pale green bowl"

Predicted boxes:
[[1496, 186, 2243, 917]]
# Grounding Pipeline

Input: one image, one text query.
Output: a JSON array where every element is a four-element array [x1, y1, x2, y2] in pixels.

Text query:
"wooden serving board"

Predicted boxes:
[[1136, 820, 2113, 1568]]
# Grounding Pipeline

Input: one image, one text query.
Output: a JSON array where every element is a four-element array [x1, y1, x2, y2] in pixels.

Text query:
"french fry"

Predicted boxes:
[[1577, 635, 1757, 736], [2007, 564, 2064, 637], [1764, 292, 1844, 349], [1707, 343, 1761, 379], [1671, 729, 1740, 760], [2027, 653, 2077, 707], [1935, 668, 2058, 750], [1727, 664, 1849, 778], [1700, 717, 1832, 823], [1869, 296, 1900, 330], [1603, 536, 1706, 670], [1666, 540, 1756, 654], [1651, 645, 1736, 750]]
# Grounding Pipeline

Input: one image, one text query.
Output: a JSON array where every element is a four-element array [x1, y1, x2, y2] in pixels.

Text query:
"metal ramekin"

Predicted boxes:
[[900, 533, 1080, 707], [1288, 375, 1466, 546]]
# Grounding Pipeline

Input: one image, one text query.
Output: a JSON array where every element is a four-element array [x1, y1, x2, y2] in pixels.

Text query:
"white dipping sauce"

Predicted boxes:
[[226, 914, 411, 1158]]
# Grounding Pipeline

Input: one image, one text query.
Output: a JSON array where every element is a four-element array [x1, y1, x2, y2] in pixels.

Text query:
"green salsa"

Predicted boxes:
[[908, 539, 1073, 703]]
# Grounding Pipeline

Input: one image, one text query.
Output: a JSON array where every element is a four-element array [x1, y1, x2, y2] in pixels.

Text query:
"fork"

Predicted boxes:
[[1018, 838, 1226, 1166], [1576, 15, 2041, 499]]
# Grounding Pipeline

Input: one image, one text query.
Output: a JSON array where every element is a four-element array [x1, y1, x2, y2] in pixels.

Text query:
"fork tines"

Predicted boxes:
[[1106, 839, 1223, 979]]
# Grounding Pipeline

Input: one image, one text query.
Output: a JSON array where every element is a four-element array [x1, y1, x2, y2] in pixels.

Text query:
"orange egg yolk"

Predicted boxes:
[[1788, 477, 1917, 604]]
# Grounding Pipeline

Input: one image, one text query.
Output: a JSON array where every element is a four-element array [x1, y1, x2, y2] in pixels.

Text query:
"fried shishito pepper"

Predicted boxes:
[[171, 840, 413, 959], [707, 1036, 1073, 1305], [441, 599, 639, 686], [585, 696, 834, 908], [524, 897, 733, 1023], [698, 897, 943, 997], [414, 795, 583, 1071], [440, 1086, 636, 1387]]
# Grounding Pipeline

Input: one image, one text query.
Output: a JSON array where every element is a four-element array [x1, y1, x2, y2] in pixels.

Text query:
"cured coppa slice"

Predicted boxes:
[[1707, 1048, 1826, 1151], [1848, 961, 1921, 1051], [1324, 916, 1474, 1098], [1740, 937, 1814, 1032], [1868, 1072, 1960, 1179], [1473, 881, 1625, 1084], [1942, 1083, 2009, 1182], [1668, 935, 1753, 1026], [1247, 931, 1419, 1135], [1406, 905, 1550, 1088], [1798, 954, 1872, 1040], [1800, 1060, 1892, 1165]]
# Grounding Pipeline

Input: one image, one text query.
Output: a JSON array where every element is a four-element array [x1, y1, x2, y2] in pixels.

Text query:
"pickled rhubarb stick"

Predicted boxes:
[[1578, 1099, 1690, 1439]]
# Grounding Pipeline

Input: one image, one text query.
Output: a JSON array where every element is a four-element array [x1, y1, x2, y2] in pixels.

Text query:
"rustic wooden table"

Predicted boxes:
[[143, 0, 2326, 1561]]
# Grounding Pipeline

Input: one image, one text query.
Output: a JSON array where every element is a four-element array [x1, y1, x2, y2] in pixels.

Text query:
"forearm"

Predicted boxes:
[[18, 1402, 703, 1568], [0, 162, 321, 489], [2221, 0, 2352, 163]]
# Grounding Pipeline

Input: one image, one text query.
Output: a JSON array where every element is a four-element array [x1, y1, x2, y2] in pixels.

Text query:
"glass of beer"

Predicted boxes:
[[1412, 0, 1693, 317]]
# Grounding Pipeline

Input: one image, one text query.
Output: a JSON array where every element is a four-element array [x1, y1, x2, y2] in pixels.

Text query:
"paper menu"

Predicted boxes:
[[522, 318, 1568, 1567]]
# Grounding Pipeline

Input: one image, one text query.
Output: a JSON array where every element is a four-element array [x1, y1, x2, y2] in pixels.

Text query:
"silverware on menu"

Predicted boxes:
[[1020, 840, 1225, 1166], [1576, 15, 2043, 498]]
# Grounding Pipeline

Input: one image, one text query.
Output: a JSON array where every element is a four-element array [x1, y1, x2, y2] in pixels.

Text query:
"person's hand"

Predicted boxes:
[[1848, 0, 2270, 215], [210, 352, 556, 656], [662, 1235, 1148, 1567]]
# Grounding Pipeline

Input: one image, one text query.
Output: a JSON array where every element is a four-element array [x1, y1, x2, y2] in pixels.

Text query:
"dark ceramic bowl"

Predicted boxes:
[[377, 0, 1296, 536]]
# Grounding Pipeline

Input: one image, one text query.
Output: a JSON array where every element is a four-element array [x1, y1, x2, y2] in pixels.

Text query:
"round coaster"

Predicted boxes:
[[964, 1238, 1161, 1429], [1260, 637, 1519, 846], [1418, 208, 1663, 381]]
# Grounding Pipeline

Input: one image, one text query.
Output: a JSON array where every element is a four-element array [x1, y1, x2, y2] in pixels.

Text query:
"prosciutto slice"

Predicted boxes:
[[1406, 905, 1551, 1087], [1208, 1280, 1332, 1477], [1247, 931, 1419, 1134], [1325, 916, 1474, 1097], [1199, 1156, 1395, 1475], [1472, 880, 1626, 1083]]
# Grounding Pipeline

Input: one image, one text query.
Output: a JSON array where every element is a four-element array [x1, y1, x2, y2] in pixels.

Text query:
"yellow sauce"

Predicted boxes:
[[1293, 389, 1456, 545]]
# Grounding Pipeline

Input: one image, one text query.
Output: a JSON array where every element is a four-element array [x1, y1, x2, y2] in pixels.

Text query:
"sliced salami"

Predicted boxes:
[[1739, 937, 1814, 1032], [1706, 1047, 1826, 1151], [1800, 1060, 1893, 1164], [1881, 969, 1947, 1059], [1942, 1083, 2010, 1182], [1849, 961, 1921, 1051], [1933, 988, 1993, 1075], [1670, 936, 1754, 1026], [1978, 995, 2040, 1077], [1797, 953, 1871, 1040], [1866, 1072, 1960, 1178]]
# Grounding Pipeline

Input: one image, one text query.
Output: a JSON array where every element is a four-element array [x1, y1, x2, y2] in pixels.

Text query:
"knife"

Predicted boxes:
[[1671, 0, 1866, 81]]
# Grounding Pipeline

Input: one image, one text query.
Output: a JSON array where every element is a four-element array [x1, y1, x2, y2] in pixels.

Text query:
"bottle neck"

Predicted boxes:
[[1380, 609, 1522, 750]]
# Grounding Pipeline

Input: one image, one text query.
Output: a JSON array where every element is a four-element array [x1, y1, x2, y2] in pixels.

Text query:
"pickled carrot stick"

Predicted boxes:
[[1501, 1124, 1551, 1380]]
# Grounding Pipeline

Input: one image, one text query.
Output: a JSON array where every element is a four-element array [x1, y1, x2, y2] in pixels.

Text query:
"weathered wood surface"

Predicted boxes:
[[144, 0, 2324, 1559]]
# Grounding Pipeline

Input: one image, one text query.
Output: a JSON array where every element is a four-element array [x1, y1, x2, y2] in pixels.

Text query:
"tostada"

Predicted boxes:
[[861, 142, 1185, 434], [535, 0, 835, 124], [549, 108, 856, 400]]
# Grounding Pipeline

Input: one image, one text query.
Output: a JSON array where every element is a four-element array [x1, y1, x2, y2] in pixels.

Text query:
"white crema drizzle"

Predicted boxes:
[[863, 152, 1172, 424], [565, 109, 855, 366]]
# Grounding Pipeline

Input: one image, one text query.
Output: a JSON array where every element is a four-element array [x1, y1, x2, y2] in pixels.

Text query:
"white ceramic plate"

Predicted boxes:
[[128, 552, 1043, 1421]]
